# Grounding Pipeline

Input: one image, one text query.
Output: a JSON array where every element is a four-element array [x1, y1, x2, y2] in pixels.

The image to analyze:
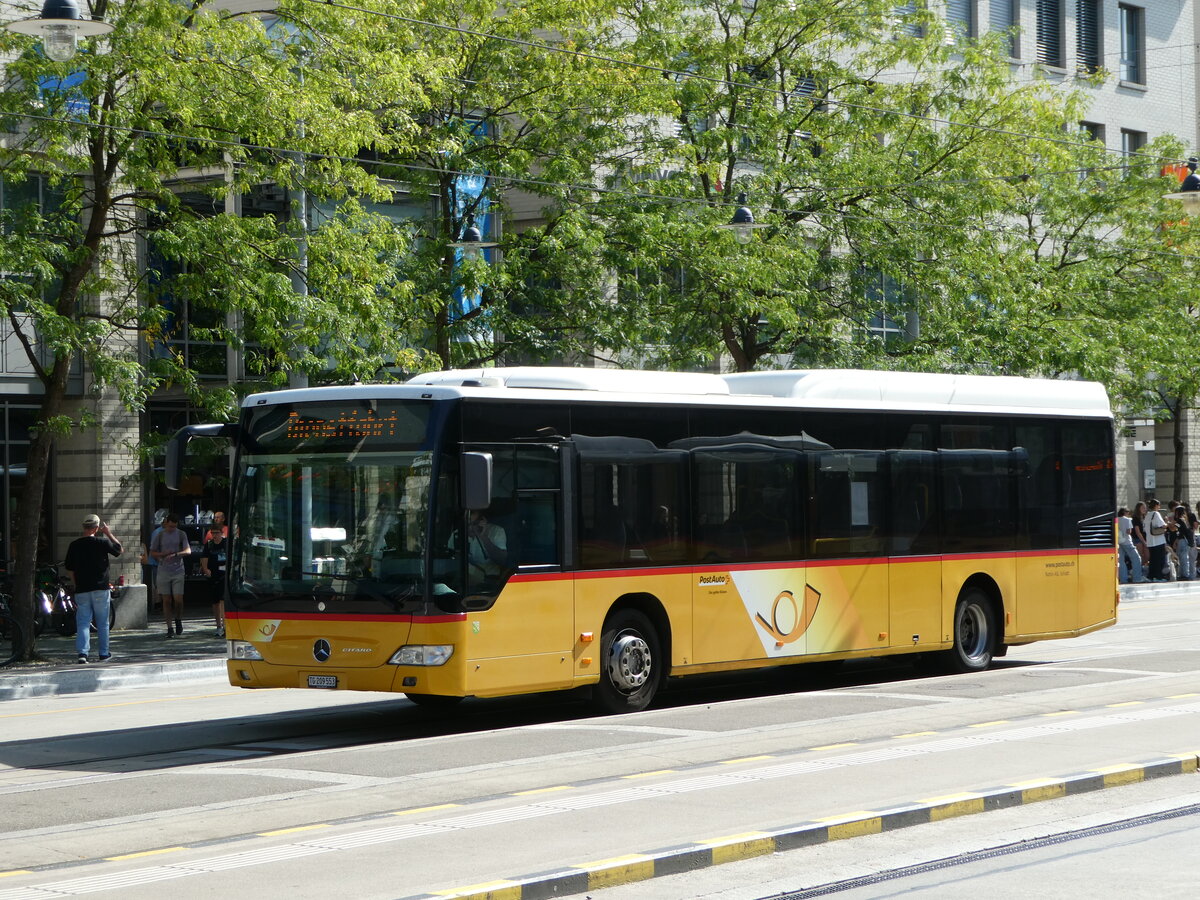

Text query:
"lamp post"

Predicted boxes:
[[1164, 157, 1200, 215], [4, 0, 112, 62], [717, 192, 770, 244], [448, 215, 498, 260]]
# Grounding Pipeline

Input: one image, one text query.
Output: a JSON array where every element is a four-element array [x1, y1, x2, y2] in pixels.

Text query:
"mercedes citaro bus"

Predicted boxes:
[[167, 367, 1117, 712]]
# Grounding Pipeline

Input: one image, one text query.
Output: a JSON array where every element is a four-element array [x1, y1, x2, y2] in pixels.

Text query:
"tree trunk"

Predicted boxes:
[[11, 352, 73, 660], [1173, 404, 1186, 502]]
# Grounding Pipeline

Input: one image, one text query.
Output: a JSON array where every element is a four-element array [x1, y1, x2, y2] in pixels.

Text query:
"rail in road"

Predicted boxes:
[[0, 589, 1197, 899]]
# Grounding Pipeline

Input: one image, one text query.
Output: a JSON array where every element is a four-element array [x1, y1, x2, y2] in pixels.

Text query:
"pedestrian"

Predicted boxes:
[[1143, 499, 1170, 581], [200, 526, 227, 637], [1116, 507, 1147, 584], [204, 510, 227, 543], [1132, 501, 1149, 567], [64, 514, 123, 664], [142, 520, 163, 614], [151, 513, 191, 637], [1173, 506, 1195, 580]]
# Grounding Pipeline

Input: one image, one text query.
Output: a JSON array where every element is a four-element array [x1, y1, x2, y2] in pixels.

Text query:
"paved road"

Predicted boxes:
[[0, 585, 1197, 899]]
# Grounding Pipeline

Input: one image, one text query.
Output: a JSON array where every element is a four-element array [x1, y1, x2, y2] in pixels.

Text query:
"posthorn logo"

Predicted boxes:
[[313, 639, 332, 663]]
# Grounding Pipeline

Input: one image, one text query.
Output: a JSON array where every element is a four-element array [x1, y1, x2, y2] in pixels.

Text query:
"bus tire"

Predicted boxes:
[[942, 588, 996, 674], [404, 693, 464, 710], [594, 609, 661, 714]]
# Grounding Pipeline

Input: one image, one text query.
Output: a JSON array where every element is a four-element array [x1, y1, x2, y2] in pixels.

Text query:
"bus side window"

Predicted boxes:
[[809, 451, 886, 558], [889, 450, 937, 555], [516, 492, 558, 566]]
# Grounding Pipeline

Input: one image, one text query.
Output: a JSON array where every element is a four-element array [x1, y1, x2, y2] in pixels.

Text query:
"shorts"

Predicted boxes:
[[156, 569, 185, 597]]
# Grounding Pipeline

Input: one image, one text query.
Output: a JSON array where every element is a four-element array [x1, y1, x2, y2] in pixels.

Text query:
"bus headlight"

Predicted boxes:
[[389, 645, 454, 666], [229, 641, 263, 660]]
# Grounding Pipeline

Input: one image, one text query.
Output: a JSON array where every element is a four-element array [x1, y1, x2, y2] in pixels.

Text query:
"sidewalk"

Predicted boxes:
[[0, 614, 228, 700], [0, 579, 1194, 701]]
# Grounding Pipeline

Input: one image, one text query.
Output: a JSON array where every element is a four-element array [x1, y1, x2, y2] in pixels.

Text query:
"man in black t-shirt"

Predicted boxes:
[[64, 514, 123, 664]]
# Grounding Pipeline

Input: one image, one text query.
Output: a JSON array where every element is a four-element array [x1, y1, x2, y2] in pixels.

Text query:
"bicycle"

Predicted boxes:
[[36, 562, 116, 638], [0, 591, 25, 668]]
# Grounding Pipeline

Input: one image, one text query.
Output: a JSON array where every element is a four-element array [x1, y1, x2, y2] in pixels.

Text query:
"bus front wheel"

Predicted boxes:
[[942, 588, 996, 674], [594, 609, 661, 714]]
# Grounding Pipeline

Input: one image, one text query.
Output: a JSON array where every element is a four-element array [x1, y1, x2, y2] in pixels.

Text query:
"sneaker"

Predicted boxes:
[[77, 655, 88, 664], [99, 654, 111, 662], [175, 619, 183, 635], [166, 630, 175, 639]]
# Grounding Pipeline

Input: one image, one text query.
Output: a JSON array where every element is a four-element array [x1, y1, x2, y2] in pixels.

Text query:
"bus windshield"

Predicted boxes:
[[229, 400, 444, 611]]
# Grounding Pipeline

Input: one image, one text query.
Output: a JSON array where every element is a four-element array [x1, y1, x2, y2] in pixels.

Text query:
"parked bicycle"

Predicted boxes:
[[0, 591, 24, 668], [0, 562, 113, 640], [37, 569, 116, 637]]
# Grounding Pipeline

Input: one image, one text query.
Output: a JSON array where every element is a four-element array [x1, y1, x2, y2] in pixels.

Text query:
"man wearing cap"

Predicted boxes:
[[64, 515, 123, 664]]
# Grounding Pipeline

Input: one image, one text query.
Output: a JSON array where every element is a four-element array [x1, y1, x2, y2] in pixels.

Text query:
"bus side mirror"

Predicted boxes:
[[462, 452, 493, 510], [166, 423, 238, 491]]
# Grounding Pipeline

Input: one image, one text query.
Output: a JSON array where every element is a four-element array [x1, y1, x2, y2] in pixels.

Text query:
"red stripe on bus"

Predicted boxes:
[[225, 611, 467, 623], [507, 548, 1108, 582]]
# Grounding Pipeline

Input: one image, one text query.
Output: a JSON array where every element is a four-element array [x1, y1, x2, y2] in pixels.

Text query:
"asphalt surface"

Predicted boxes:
[[0, 579, 1193, 701]]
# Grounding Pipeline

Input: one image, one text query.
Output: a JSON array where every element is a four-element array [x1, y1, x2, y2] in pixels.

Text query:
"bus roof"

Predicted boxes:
[[243, 367, 1111, 418]]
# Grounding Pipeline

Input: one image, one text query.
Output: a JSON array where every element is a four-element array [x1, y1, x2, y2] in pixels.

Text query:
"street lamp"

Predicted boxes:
[[1164, 157, 1200, 215], [449, 215, 498, 260], [4, 0, 113, 62], [718, 192, 770, 244]]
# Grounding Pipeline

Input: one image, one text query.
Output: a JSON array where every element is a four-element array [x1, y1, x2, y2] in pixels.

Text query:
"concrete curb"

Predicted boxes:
[[403, 753, 1200, 900], [0, 658, 228, 700], [1119, 581, 1200, 601]]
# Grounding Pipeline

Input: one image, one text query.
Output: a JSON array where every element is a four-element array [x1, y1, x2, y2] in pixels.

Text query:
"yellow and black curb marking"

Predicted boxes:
[[405, 752, 1199, 900]]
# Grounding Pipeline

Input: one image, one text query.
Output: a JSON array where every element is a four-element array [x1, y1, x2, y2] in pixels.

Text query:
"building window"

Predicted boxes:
[[895, 3, 923, 37], [946, 0, 974, 39], [990, 0, 1018, 58], [1079, 121, 1105, 143], [1119, 4, 1144, 84], [1076, 0, 1102, 72], [1036, 0, 1064, 67], [860, 269, 916, 346], [1121, 128, 1147, 156], [1121, 128, 1147, 175]]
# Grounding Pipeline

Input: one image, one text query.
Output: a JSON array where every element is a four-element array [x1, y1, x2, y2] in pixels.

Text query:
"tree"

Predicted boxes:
[[358, 0, 655, 369], [556, 0, 1161, 375], [0, 0, 441, 657]]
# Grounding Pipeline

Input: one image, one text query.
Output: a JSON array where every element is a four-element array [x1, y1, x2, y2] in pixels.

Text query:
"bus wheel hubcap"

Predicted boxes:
[[961, 605, 987, 660], [609, 633, 651, 691]]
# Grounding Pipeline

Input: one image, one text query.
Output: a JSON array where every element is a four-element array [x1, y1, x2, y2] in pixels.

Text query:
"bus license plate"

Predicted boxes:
[[307, 675, 338, 689]]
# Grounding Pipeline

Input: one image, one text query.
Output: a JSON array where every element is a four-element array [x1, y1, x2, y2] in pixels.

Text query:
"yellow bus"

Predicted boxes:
[[168, 367, 1117, 712]]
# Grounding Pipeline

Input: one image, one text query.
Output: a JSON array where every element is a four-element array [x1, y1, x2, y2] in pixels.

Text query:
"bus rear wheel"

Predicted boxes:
[[594, 609, 661, 714], [942, 588, 996, 674]]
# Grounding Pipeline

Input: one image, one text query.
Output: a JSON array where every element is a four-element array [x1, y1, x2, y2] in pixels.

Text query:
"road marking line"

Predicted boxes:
[[512, 785, 571, 796], [393, 804, 460, 816], [894, 731, 937, 738], [622, 769, 676, 778], [0, 870, 31, 878], [104, 847, 186, 861], [720, 755, 774, 764], [809, 742, 858, 751], [1039, 710, 1080, 717], [257, 824, 330, 836], [1105, 701, 1143, 708], [968, 720, 1009, 728], [0, 692, 241, 719]]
